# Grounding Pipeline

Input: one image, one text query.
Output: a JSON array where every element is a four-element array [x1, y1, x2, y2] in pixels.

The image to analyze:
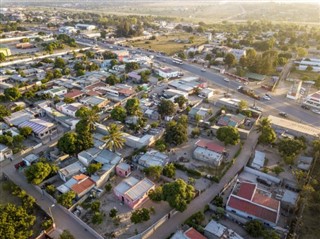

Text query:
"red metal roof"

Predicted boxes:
[[236, 182, 256, 200], [252, 193, 279, 210], [228, 196, 278, 223], [64, 89, 84, 99], [184, 227, 207, 239], [71, 177, 95, 195], [195, 139, 225, 154]]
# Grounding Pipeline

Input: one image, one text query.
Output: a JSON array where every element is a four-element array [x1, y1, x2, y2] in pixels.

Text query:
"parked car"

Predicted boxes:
[[223, 78, 230, 82], [265, 93, 271, 98], [301, 105, 310, 110], [201, 68, 206, 72], [279, 112, 288, 117], [262, 95, 271, 101], [312, 109, 320, 115]]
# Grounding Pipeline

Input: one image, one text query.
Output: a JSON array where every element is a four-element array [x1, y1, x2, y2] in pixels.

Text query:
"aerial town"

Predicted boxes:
[[0, 1, 320, 239]]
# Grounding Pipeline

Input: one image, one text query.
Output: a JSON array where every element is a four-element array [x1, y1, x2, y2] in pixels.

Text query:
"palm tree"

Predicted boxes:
[[103, 124, 125, 152], [76, 107, 99, 132], [256, 117, 271, 133]]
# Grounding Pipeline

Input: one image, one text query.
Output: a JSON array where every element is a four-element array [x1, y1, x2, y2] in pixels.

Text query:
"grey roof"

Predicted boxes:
[[115, 176, 140, 195], [94, 149, 122, 165], [0, 144, 8, 151], [281, 190, 298, 205]]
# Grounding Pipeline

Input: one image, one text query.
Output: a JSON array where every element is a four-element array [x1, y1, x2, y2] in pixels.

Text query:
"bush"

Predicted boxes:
[[173, 163, 202, 178], [91, 201, 100, 212], [45, 184, 56, 196], [212, 195, 223, 207], [148, 186, 163, 201], [105, 183, 112, 192], [109, 208, 118, 218], [130, 208, 150, 224], [92, 212, 103, 224]]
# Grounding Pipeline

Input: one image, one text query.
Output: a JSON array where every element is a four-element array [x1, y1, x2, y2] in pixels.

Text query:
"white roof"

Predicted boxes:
[[204, 220, 226, 237], [251, 150, 266, 169], [194, 147, 223, 163]]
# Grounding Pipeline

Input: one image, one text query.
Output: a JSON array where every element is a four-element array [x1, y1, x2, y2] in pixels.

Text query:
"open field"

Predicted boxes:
[[129, 32, 207, 55]]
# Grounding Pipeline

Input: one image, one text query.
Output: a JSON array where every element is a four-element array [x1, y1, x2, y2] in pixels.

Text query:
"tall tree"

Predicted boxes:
[[103, 123, 125, 152], [216, 126, 240, 146], [75, 107, 99, 132], [224, 53, 236, 68], [4, 87, 21, 101], [125, 98, 140, 116], [111, 106, 127, 122], [158, 99, 176, 117]]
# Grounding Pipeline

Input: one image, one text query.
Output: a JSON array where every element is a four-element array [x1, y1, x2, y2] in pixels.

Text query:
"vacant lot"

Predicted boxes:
[[289, 69, 319, 81], [130, 32, 207, 55]]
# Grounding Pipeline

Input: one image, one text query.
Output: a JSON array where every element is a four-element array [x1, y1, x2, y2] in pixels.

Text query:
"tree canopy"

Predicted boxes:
[[158, 99, 176, 117], [216, 126, 240, 145], [0, 203, 36, 239], [164, 119, 188, 146], [111, 106, 127, 122], [174, 96, 188, 109], [25, 161, 56, 185], [103, 123, 125, 152], [0, 105, 11, 120], [4, 87, 21, 101], [162, 179, 195, 212], [125, 98, 140, 116]]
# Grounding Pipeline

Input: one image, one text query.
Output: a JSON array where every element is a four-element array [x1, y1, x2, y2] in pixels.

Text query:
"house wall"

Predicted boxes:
[[116, 167, 131, 177], [95, 165, 118, 188], [226, 205, 277, 227]]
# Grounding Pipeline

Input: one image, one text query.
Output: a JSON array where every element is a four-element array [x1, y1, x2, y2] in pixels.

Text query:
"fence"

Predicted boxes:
[[128, 209, 178, 239], [33, 185, 104, 239]]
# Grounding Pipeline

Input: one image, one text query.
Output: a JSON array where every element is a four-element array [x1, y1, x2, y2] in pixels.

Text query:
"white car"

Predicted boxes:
[[223, 78, 230, 82], [263, 95, 271, 101], [312, 109, 320, 114], [201, 68, 206, 72]]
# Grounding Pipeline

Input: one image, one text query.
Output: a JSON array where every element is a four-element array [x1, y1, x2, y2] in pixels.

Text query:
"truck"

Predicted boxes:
[[14, 161, 26, 170], [237, 86, 261, 100]]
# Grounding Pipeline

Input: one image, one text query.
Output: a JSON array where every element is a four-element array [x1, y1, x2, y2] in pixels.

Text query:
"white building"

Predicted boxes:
[[251, 150, 266, 170], [75, 24, 96, 31], [44, 86, 68, 98], [193, 139, 225, 166], [303, 90, 320, 109], [0, 144, 12, 162], [204, 220, 244, 239], [156, 67, 180, 79], [230, 48, 246, 60], [58, 161, 86, 182], [59, 26, 77, 34], [137, 150, 169, 168], [56, 102, 84, 118]]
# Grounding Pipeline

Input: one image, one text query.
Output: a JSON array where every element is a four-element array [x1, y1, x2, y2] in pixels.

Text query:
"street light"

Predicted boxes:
[[48, 204, 55, 229]]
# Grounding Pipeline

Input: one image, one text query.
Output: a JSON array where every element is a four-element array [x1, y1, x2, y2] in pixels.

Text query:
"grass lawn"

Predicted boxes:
[[129, 32, 207, 55], [289, 69, 319, 81]]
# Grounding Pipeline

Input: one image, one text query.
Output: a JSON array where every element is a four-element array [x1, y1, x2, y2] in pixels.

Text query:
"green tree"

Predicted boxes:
[[57, 191, 76, 208], [0, 203, 36, 239], [54, 57, 66, 68], [163, 163, 176, 178], [244, 220, 265, 238], [103, 51, 117, 59], [106, 75, 120, 85], [108, 208, 117, 218], [162, 179, 195, 212], [258, 127, 277, 145], [224, 53, 236, 68], [4, 87, 21, 101], [19, 126, 32, 137], [177, 52, 186, 60], [125, 62, 140, 72], [100, 30, 107, 39], [130, 208, 150, 224], [0, 105, 11, 120], [57, 132, 78, 154], [174, 96, 188, 109], [63, 97, 75, 104], [25, 161, 53, 185], [87, 163, 102, 175], [90, 201, 100, 212], [75, 107, 99, 132], [158, 99, 176, 117], [144, 166, 163, 181], [278, 138, 306, 164], [111, 106, 127, 122], [256, 118, 271, 133], [216, 126, 240, 145], [148, 186, 163, 201], [164, 120, 188, 146], [238, 100, 248, 111], [125, 98, 140, 116], [46, 184, 56, 196], [103, 123, 125, 152], [92, 211, 103, 224], [60, 230, 75, 239], [297, 47, 308, 57], [0, 52, 6, 62]]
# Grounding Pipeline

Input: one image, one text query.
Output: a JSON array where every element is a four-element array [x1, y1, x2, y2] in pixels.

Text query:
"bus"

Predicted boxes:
[[172, 58, 183, 64]]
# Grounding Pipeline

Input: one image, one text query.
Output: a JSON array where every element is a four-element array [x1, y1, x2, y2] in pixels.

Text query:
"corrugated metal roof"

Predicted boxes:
[[125, 178, 154, 201]]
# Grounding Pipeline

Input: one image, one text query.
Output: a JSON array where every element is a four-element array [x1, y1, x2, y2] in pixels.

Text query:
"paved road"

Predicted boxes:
[[0, 140, 97, 239], [149, 131, 260, 239]]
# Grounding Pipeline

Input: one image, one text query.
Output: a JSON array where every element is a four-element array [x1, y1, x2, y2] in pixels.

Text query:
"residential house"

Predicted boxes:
[[169, 77, 207, 94], [3, 109, 34, 126], [80, 96, 109, 109], [22, 154, 39, 166], [43, 87, 68, 98], [171, 227, 207, 239], [19, 118, 57, 140], [0, 144, 12, 162], [204, 220, 243, 239], [58, 161, 86, 182], [75, 24, 96, 31], [189, 107, 212, 121], [114, 176, 155, 209], [163, 89, 189, 99], [136, 150, 169, 168], [251, 150, 266, 170], [63, 89, 84, 100], [116, 163, 131, 177], [59, 26, 77, 34], [226, 181, 281, 227], [199, 88, 214, 99], [156, 67, 180, 79], [193, 139, 225, 166], [217, 114, 246, 128], [56, 102, 84, 118]]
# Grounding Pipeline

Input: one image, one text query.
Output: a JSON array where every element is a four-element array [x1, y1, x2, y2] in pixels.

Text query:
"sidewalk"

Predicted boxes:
[[149, 131, 259, 239]]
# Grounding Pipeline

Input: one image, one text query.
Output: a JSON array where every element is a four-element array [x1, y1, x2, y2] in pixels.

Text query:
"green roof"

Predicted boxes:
[[245, 72, 266, 81]]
